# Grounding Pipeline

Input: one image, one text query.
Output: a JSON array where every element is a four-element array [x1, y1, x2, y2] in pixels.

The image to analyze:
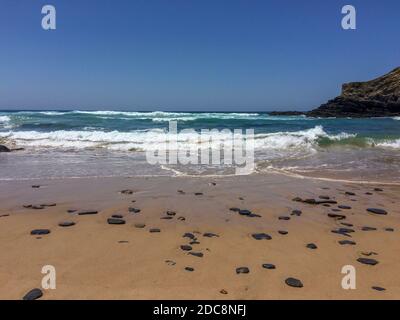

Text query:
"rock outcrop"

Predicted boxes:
[[307, 67, 400, 118]]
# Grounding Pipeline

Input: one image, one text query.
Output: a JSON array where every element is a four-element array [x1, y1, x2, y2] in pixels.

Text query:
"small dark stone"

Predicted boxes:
[[220, 289, 228, 294], [362, 226, 377, 231], [178, 216, 186, 221], [78, 210, 98, 215], [58, 221, 75, 227], [185, 267, 194, 272], [292, 197, 302, 202], [183, 232, 195, 240], [357, 258, 379, 266], [384, 228, 394, 232], [361, 251, 378, 257], [194, 192, 203, 196], [238, 209, 252, 216], [165, 260, 176, 266], [374, 188, 383, 192], [367, 208, 388, 215], [248, 213, 261, 218], [32, 205, 44, 210], [262, 264, 276, 270], [372, 286, 386, 291], [341, 222, 353, 227], [120, 189, 133, 195], [291, 210, 302, 216], [285, 277, 303, 288], [338, 240, 356, 245], [118, 240, 129, 244], [252, 233, 272, 240], [149, 228, 161, 233], [180, 245, 192, 251], [67, 209, 77, 213], [0, 145, 11, 152], [112, 214, 123, 219], [328, 213, 346, 220], [365, 192, 373, 195], [236, 267, 250, 274], [30, 229, 50, 235], [203, 233, 219, 238], [345, 191, 356, 196], [178, 190, 185, 194], [338, 205, 351, 210], [278, 230, 288, 235], [107, 218, 126, 225], [188, 252, 203, 258], [22, 288, 43, 300], [279, 216, 290, 220], [32, 185, 41, 188], [323, 204, 331, 207], [306, 243, 317, 249], [128, 207, 141, 213], [166, 211, 176, 216], [229, 207, 240, 212], [161, 216, 173, 220], [134, 223, 146, 228]]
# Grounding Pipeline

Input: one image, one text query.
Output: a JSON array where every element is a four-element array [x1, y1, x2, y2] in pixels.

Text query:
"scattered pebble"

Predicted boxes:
[[183, 233, 195, 240], [291, 209, 302, 216], [279, 216, 290, 221], [220, 289, 228, 295], [278, 230, 288, 235], [285, 277, 303, 288], [165, 260, 176, 266], [203, 232, 219, 238], [367, 208, 388, 215], [134, 223, 146, 228], [384, 228, 394, 232], [236, 267, 250, 274], [306, 243, 318, 250], [78, 210, 98, 215], [107, 218, 126, 225], [166, 211, 176, 216], [357, 258, 379, 266], [58, 221, 75, 227], [188, 252, 203, 258], [149, 228, 161, 233], [372, 286, 386, 291], [185, 267, 194, 272], [338, 205, 351, 210], [262, 264, 276, 269], [180, 245, 192, 251], [30, 229, 50, 235], [120, 189, 133, 195], [362, 226, 377, 231], [338, 240, 356, 245], [345, 191, 356, 196], [129, 207, 141, 213], [22, 288, 43, 300], [252, 233, 272, 240]]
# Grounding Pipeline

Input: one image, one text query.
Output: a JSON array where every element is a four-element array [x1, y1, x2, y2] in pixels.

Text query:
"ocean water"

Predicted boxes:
[[0, 110, 399, 182]]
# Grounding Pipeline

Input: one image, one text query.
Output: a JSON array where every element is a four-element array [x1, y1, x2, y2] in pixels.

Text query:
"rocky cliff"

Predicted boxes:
[[307, 67, 400, 117]]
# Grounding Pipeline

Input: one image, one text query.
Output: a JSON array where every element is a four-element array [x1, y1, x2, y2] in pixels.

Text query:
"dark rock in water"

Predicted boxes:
[[180, 245, 192, 251], [194, 192, 203, 196], [30, 229, 50, 235], [134, 223, 146, 228], [365, 192, 373, 195], [149, 228, 161, 233], [262, 264, 276, 270], [306, 243, 318, 250], [384, 227, 394, 232], [252, 233, 272, 240], [285, 277, 303, 288], [306, 67, 400, 118], [112, 214, 123, 219], [188, 252, 203, 258], [338, 240, 356, 245], [238, 209, 252, 216], [367, 208, 388, 215], [129, 207, 141, 213], [203, 232, 219, 238], [278, 230, 288, 235], [357, 258, 379, 266], [291, 210, 302, 216], [0, 145, 11, 152], [22, 288, 43, 300], [78, 210, 98, 215], [362, 226, 377, 231], [236, 267, 250, 274], [58, 221, 75, 227], [185, 267, 194, 272], [107, 218, 126, 225], [229, 207, 240, 212], [372, 286, 386, 291], [183, 232, 195, 240], [328, 213, 346, 220], [166, 211, 176, 216], [120, 189, 133, 195], [338, 205, 351, 210], [279, 216, 290, 221], [374, 188, 384, 192], [345, 191, 356, 196], [31, 185, 41, 188]]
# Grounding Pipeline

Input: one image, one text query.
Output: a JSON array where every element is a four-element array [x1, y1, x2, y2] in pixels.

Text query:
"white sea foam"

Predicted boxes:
[[0, 116, 11, 122], [0, 125, 356, 152], [393, 117, 400, 121], [376, 139, 400, 149]]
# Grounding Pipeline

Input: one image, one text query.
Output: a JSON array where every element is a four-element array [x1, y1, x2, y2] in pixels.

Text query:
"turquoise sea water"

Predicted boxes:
[[0, 111, 399, 181]]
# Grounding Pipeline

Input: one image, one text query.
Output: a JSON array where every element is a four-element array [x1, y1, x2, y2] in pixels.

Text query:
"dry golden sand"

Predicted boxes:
[[0, 173, 399, 299]]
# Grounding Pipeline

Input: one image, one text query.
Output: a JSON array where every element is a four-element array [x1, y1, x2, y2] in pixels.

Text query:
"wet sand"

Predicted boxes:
[[0, 173, 399, 299]]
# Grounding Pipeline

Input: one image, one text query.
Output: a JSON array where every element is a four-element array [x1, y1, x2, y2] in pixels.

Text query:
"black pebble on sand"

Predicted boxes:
[[112, 214, 123, 219], [194, 192, 203, 196], [183, 232, 195, 240], [229, 207, 240, 212], [279, 216, 290, 221], [262, 264, 276, 269], [252, 233, 272, 240], [78, 210, 98, 215], [203, 233, 219, 238], [374, 188, 383, 192], [120, 189, 133, 195], [338, 240, 356, 245], [134, 223, 146, 228], [285, 277, 303, 288], [149, 228, 161, 233], [178, 216, 186, 221], [362, 226, 377, 231], [345, 191, 356, 196], [291, 210, 302, 216], [58, 221, 75, 227], [22, 288, 43, 300], [67, 209, 77, 213], [188, 252, 203, 258], [327, 213, 346, 220], [161, 216, 173, 220], [236, 267, 250, 274], [107, 218, 126, 225], [166, 211, 176, 216], [357, 258, 379, 266], [30, 229, 50, 235], [238, 209, 252, 216], [372, 286, 386, 291], [384, 228, 394, 232], [129, 207, 141, 213], [180, 245, 192, 251], [32, 185, 41, 188], [306, 243, 317, 249], [338, 205, 351, 210], [278, 230, 288, 235], [185, 267, 194, 272], [367, 208, 388, 215]]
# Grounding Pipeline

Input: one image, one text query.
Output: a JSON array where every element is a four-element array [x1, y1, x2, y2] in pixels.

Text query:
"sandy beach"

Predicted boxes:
[[0, 172, 399, 300]]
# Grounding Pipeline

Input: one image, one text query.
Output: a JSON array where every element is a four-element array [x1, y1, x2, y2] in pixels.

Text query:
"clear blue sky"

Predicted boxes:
[[1, 0, 399, 111]]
